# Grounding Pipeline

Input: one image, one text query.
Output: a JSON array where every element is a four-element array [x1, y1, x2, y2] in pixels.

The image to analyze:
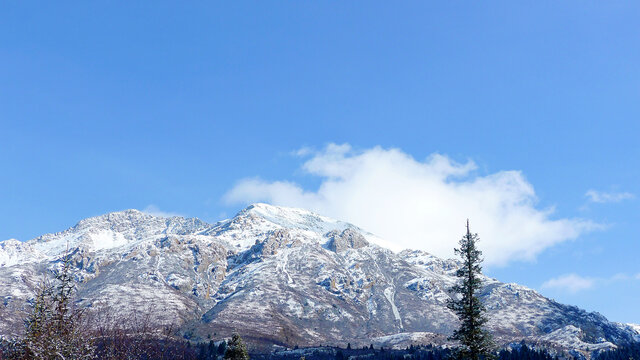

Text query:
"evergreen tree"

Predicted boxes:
[[224, 333, 250, 360], [218, 340, 228, 355], [6, 253, 96, 360], [446, 220, 495, 360]]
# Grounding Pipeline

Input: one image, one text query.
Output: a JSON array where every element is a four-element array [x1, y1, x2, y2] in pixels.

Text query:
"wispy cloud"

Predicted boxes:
[[542, 274, 596, 293], [585, 190, 635, 203], [291, 146, 313, 157], [142, 205, 183, 218], [224, 143, 598, 266], [611, 273, 631, 281], [542, 272, 640, 293]]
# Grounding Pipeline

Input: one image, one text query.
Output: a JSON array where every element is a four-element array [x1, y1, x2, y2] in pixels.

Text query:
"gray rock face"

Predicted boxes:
[[326, 229, 369, 253], [0, 204, 637, 355]]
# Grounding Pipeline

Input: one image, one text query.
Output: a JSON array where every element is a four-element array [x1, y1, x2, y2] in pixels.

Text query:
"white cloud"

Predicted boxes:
[[611, 273, 630, 281], [142, 205, 183, 218], [292, 146, 313, 157], [585, 190, 635, 203], [224, 144, 598, 266], [542, 274, 596, 293], [542, 272, 640, 294]]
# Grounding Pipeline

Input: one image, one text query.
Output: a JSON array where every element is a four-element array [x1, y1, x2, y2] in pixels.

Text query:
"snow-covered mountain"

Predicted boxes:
[[0, 204, 636, 357]]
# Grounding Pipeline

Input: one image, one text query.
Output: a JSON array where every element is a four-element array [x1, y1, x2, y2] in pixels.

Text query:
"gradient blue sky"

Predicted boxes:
[[1, 2, 639, 323]]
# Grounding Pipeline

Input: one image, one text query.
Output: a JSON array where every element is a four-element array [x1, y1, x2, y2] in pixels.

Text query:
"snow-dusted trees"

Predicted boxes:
[[12, 255, 95, 360], [224, 333, 250, 360], [447, 220, 495, 360]]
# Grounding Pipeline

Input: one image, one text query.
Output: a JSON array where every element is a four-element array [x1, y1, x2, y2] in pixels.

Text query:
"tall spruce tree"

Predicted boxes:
[[446, 220, 495, 360]]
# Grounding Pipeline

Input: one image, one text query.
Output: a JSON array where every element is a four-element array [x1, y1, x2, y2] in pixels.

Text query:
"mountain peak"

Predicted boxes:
[[235, 203, 343, 229], [240, 202, 316, 217], [27, 209, 210, 257], [0, 239, 21, 247], [1, 206, 635, 353], [230, 203, 401, 252]]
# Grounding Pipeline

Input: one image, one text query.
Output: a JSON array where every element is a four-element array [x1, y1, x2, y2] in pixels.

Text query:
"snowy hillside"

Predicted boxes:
[[0, 204, 636, 356]]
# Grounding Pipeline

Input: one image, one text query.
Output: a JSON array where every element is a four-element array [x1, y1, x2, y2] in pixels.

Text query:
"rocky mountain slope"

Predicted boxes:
[[0, 204, 638, 357]]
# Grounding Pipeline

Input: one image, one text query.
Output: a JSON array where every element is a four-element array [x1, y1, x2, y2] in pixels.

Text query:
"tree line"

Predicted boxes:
[[0, 255, 250, 360]]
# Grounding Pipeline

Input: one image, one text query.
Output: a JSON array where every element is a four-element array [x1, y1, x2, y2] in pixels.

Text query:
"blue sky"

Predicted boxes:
[[1, 2, 639, 323]]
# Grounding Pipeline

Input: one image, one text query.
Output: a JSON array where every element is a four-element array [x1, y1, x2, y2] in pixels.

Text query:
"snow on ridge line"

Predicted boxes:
[[0, 239, 47, 267], [23, 208, 215, 255], [8, 203, 400, 260], [0, 239, 21, 245], [626, 323, 640, 341], [241, 203, 402, 251], [241, 203, 354, 231]]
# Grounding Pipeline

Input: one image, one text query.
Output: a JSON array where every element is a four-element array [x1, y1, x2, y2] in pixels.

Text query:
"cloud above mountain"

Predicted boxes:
[[224, 144, 597, 266], [541, 272, 640, 294], [542, 274, 596, 293]]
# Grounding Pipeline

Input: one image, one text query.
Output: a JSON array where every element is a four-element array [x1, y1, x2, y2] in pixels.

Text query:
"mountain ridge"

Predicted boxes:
[[0, 204, 637, 358]]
